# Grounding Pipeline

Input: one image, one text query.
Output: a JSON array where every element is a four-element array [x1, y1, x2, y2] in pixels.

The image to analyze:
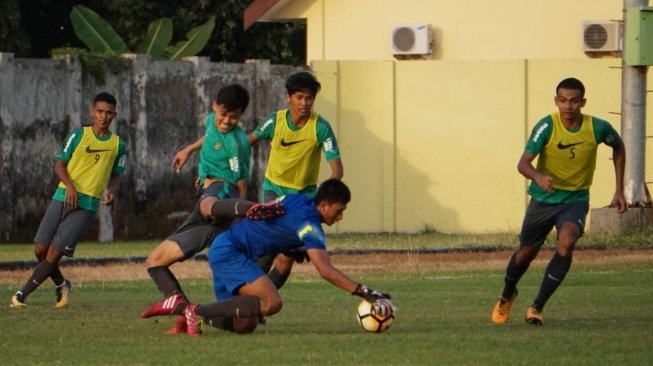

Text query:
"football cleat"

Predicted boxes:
[[55, 279, 72, 308], [164, 315, 188, 335], [141, 293, 186, 318], [184, 304, 202, 337], [10, 292, 27, 308], [525, 305, 544, 325], [246, 201, 286, 220], [491, 292, 517, 324]]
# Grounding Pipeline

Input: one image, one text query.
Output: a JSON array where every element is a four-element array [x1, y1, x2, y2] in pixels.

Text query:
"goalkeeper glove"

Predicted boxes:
[[352, 284, 391, 301]]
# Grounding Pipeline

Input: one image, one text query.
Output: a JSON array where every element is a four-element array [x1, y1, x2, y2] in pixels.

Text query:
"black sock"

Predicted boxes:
[[533, 252, 572, 310], [501, 252, 531, 299], [204, 316, 234, 331], [195, 296, 261, 319], [50, 265, 65, 286], [256, 254, 276, 274], [211, 199, 254, 220], [268, 268, 290, 289], [20, 260, 56, 297], [147, 266, 184, 298]]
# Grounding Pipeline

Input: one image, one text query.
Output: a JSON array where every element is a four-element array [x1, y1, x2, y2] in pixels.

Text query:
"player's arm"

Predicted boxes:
[[247, 132, 259, 145], [517, 152, 553, 193], [610, 137, 627, 212], [328, 158, 343, 180], [54, 159, 78, 208], [236, 179, 248, 199], [172, 136, 204, 172], [308, 248, 390, 300], [102, 175, 121, 205]]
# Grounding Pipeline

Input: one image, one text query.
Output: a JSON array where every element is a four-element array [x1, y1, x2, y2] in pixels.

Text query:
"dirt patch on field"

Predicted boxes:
[[1, 248, 651, 284]]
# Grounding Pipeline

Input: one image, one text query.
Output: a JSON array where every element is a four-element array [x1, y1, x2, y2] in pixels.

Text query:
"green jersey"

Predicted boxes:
[[198, 112, 250, 186], [524, 113, 622, 204]]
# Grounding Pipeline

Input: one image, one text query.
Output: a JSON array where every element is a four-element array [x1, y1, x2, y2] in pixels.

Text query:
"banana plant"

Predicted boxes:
[[69, 5, 215, 60]]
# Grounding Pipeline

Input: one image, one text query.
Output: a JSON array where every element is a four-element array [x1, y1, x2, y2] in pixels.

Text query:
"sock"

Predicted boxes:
[[50, 265, 65, 287], [204, 316, 234, 331], [20, 260, 56, 297], [268, 268, 290, 289], [211, 199, 254, 220], [195, 296, 261, 319], [147, 266, 184, 298], [501, 252, 531, 299], [256, 254, 276, 274], [204, 316, 258, 333], [533, 252, 573, 310]]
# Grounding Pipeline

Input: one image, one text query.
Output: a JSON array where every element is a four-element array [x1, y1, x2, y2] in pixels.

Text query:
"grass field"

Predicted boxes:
[[1, 243, 652, 365]]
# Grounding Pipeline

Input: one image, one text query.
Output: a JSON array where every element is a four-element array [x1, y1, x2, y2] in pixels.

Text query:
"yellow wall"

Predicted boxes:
[[313, 59, 653, 233], [269, 0, 626, 62]]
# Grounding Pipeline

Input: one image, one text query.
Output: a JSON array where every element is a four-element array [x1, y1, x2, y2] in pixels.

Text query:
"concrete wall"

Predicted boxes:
[[1, 54, 650, 240], [0, 53, 304, 242], [313, 58, 653, 233]]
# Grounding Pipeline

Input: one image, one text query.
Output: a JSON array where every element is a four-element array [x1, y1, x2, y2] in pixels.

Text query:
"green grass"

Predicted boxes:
[[1, 261, 652, 365], [1, 229, 652, 262]]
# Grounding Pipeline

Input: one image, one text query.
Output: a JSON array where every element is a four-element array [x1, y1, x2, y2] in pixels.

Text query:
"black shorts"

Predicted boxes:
[[519, 199, 589, 247], [169, 181, 237, 260], [34, 200, 95, 257]]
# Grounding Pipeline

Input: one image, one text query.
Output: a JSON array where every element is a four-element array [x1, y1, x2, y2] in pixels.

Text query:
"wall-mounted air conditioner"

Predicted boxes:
[[391, 24, 432, 55], [582, 20, 622, 52]]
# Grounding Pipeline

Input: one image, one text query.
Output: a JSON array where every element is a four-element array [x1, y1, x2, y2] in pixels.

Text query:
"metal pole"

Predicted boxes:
[[622, 0, 650, 205]]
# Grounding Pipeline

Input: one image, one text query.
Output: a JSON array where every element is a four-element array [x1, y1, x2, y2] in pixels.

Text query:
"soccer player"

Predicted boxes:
[[143, 84, 284, 334], [491, 77, 627, 325], [142, 179, 393, 336], [249, 71, 344, 289], [10, 92, 127, 308]]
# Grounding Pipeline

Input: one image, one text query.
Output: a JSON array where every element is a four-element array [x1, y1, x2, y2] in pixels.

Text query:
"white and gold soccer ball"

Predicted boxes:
[[356, 299, 395, 333]]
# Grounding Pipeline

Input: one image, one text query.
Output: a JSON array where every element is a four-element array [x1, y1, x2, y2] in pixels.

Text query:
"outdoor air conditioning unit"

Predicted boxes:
[[582, 20, 622, 52], [391, 24, 432, 55]]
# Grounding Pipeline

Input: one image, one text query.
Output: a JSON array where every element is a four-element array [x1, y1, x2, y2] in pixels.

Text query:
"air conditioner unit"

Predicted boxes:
[[391, 24, 432, 55], [582, 20, 622, 52]]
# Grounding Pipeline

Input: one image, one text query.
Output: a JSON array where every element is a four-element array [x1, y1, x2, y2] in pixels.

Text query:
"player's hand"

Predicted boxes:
[[372, 299, 396, 318], [534, 173, 554, 193], [610, 192, 628, 213], [353, 284, 392, 301], [64, 187, 79, 208], [172, 150, 190, 173]]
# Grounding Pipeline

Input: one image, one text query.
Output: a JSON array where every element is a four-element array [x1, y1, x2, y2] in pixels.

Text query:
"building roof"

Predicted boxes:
[[244, 0, 292, 30]]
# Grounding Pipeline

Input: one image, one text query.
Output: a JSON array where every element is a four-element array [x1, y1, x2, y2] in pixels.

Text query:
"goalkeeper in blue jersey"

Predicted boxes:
[[142, 179, 394, 335]]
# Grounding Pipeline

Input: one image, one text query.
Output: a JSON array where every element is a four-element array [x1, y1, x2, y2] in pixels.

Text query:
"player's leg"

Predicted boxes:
[[12, 245, 65, 308], [12, 206, 92, 308], [528, 201, 588, 324], [267, 254, 295, 289], [492, 199, 554, 324], [145, 240, 187, 298]]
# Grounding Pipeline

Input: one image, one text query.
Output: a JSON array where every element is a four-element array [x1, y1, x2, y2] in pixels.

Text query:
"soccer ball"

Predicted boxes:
[[356, 300, 394, 333]]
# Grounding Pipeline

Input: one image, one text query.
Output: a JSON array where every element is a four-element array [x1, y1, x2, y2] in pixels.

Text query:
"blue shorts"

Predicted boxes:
[[519, 199, 589, 247], [208, 235, 265, 300]]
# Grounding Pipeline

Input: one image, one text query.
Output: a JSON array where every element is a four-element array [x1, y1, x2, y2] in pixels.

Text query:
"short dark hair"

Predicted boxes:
[[94, 92, 117, 106], [216, 84, 250, 112], [314, 179, 351, 205], [556, 78, 585, 98], [285, 71, 321, 97]]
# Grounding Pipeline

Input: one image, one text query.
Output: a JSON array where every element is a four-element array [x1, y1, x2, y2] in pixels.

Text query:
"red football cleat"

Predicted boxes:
[[246, 201, 286, 220], [164, 315, 188, 335], [184, 304, 202, 337], [141, 293, 186, 319]]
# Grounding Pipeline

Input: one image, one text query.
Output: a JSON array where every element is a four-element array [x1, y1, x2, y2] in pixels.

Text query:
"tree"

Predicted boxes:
[[3, 0, 305, 65]]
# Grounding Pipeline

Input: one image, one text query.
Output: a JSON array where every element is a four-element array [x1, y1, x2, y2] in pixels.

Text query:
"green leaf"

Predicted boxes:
[[164, 16, 215, 61], [70, 5, 128, 55], [135, 18, 173, 58]]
